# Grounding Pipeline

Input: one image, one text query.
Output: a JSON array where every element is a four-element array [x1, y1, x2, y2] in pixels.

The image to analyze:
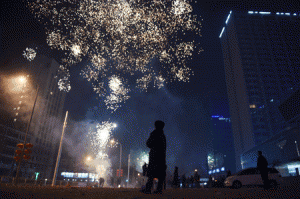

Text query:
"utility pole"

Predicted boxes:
[[52, 111, 68, 186], [127, 153, 130, 188]]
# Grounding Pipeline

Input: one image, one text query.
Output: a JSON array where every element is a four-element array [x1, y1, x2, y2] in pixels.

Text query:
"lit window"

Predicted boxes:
[[221, 167, 225, 171], [250, 104, 256, 108], [216, 169, 220, 173], [50, 92, 53, 95]]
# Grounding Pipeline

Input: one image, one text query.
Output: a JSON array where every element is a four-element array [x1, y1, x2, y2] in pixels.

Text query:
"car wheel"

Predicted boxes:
[[269, 180, 277, 189], [232, 181, 242, 189]]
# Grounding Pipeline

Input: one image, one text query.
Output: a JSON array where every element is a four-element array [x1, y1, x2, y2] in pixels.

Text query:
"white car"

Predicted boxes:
[[224, 167, 281, 189]]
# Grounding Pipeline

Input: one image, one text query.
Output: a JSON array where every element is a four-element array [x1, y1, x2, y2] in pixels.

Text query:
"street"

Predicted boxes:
[[1, 185, 300, 199]]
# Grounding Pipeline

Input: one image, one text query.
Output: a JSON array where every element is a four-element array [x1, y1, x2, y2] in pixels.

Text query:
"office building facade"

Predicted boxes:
[[0, 55, 66, 179], [219, 11, 300, 171], [209, 116, 235, 173]]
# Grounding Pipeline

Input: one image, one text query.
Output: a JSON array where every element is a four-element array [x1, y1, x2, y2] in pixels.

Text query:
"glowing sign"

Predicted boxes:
[[259, 12, 271, 15], [219, 27, 225, 38], [248, 11, 254, 14], [276, 12, 280, 15], [216, 169, 220, 173], [221, 167, 225, 171], [294, 13, 297, 16], [285, 13, 290, 15]]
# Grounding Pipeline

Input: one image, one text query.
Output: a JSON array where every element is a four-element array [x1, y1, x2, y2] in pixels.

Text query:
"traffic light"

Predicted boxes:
[[120, 169, 123, 177], [14, 143, 24, 162], [23, 143, 33, 160], [14, 143, 33, 161]]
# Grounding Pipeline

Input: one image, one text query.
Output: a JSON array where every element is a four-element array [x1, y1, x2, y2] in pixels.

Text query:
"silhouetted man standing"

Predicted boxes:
[[141, 120, 167, 194], [172, 166, 180, 188], [257, 151, 269, 189]]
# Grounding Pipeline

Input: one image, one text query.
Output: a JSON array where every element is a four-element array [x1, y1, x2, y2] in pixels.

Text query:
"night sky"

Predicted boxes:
[[1, 0, 299, 177]]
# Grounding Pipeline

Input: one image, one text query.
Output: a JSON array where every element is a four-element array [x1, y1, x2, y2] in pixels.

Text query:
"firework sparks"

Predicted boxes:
[[88, 121, 117, 179], [23, 48, 37, 61], [104, 75, 130, 111], [27, 0, 202, 110]]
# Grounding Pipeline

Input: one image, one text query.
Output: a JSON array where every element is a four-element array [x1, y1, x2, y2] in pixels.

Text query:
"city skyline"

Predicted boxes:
[[1, 0, 299, 180]]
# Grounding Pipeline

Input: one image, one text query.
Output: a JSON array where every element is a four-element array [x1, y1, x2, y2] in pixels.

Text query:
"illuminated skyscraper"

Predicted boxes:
[[219, 11, 300, 171], [209, 116, 235, 172], [0, 55, 66, 179]]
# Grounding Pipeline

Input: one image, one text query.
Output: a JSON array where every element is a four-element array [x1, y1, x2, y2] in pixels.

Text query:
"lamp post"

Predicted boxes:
[[14, 76, 39, 185], [127, 153, 130, 188], [52, 111, 68, 186], [86, 156, 93, 186]]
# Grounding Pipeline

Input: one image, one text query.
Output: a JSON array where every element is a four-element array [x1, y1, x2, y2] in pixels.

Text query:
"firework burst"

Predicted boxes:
[[88, 121, 117, 179], [27, 0, 203, 111], [23, 47, 37, 61]]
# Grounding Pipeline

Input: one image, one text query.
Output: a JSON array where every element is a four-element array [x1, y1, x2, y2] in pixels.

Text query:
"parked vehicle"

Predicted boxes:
[[224, 167, 281, 189]]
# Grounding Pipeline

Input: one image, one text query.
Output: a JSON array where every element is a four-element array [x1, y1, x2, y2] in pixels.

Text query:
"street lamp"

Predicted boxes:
[[85, 156, 93, 186], [86, 156, 92, 162]]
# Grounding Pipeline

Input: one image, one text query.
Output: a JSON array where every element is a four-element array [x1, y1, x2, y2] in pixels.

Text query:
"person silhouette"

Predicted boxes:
[[257, 151, 269, 189], [172, 166, 180, 188], [226, 170, 231, 178], [141, 120, 167, 194], [181, 174, 186, 188]]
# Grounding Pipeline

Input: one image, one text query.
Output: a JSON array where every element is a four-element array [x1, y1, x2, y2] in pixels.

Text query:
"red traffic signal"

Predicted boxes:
[[14, 156, 21, 161], [26, 143, 33, 148], [15, 149, 23, 155], [23, 155, 31, 160], [24, 149, 32, 154], [120, 169, 123, 177], [17, 143, 24, 149]]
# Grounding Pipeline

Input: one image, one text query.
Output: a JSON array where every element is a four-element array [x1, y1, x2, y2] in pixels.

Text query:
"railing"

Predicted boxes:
[[0, 176, 85, 187]]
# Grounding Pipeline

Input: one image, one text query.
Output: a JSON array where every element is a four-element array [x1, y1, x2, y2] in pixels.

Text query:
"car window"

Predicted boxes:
[[240, 169, 252, 175], [239, 168, 260, 175], [268, 168, 279, 174]]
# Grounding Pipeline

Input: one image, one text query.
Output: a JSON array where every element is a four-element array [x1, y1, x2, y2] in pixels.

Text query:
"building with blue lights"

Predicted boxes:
[[209, 115, 235, 173], [219, 10, 300, 171]]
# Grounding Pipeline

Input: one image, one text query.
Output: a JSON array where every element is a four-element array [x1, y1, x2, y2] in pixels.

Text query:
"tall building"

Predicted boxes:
[[0, 55, 66, 179], [208, 116, 235, 173], [219, 10, 300, 171]]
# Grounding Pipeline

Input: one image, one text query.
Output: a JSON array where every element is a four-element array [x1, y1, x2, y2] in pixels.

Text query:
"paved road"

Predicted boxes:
[[1, 185, 299, 199]]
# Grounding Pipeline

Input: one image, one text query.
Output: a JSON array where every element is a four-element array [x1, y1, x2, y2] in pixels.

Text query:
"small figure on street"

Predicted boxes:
[[208, 175, 213, 188], [190, 175, 194, 188], [181, 174, 186, 188], [99, 177, 105, 187], [257, 151, 269, 189], [141, 120, 167, 195], [172, 166, 180, 188], [226, 169, 231, 178], [142, 162, 148, 176], [194, 171, 200, 188], [110, 177, 114, 187]]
